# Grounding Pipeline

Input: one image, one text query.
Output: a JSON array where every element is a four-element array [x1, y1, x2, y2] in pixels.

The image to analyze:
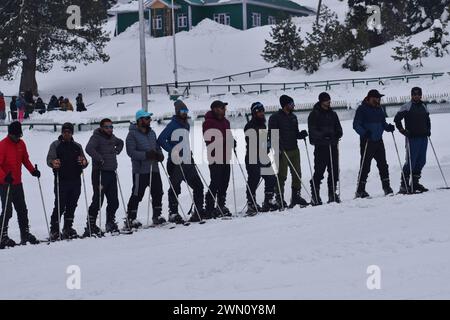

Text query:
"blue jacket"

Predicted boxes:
[[353, 101, 389, 141], [126, 123, 161, 174], [157, 115, 190, 159]]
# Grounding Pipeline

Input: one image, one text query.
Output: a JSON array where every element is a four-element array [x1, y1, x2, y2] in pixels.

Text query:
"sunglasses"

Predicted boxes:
[[102, 125, 114, 129], [179, 109, 189, 114]]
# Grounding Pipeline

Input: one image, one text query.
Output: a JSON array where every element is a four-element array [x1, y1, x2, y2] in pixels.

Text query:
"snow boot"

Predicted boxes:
[[382, 179, 394, 196], [246, 201, 261, 216], [289, 188, 309, 208], [310, 181, 322, 206], [61, 227, 79, 240], [152, 215, 167, 225], [355, 181, 370, 199], [123, 219, 142, 231], [83, 218, 104, 238], [105, 220, 119, 233], [20, 227, 40, 245], [274, 193, 288, 211], [413, 175, 429, 193], [49, 230, 61, 242], [0, 227, 16, 249], [217, 195, 231, 217], [168, 212, 185, 224], [260, 192, 278, 212]]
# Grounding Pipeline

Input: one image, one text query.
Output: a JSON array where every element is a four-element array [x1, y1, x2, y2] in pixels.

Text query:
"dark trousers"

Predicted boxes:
[[312, 145, 339, 192], [246, 164, 276, 202], [359, 139, 389, 183], [127, 172, 163, 220], [167, 160, 203, 215], [51, 178, 81, 231], [403, 137, 428, 176], [205, 164, 230, 210], [87, 170, 119, 225], [0, 184, 29, 235]]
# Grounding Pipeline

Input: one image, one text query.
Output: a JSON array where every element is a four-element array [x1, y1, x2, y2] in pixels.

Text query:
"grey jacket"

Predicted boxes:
[[85, 128, 124, 171], [126, 123, 161, 174]]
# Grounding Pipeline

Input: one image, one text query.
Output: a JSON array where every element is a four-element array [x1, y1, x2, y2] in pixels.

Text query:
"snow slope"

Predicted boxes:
[[0, 113, 449, 299]]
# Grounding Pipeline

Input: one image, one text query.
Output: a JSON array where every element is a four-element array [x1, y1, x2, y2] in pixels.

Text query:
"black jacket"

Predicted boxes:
[[394, 101, 431, 138], [308, 102, 343, 146], [268, 110, 304, 151], [47, 136, 88, 181], [244, 116, 270, 165]]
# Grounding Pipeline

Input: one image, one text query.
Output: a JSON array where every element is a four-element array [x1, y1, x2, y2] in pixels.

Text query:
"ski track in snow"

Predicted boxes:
[[0, 113, 449, 299]]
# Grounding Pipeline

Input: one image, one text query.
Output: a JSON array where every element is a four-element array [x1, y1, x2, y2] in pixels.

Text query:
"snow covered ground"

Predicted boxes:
[[0, 112, 449, 299]]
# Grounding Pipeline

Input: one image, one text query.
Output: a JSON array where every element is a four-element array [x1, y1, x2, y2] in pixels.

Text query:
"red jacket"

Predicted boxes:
[[0, 137, 35, 185], [202, 111, 233, 163], [0, 96, 5, 112]]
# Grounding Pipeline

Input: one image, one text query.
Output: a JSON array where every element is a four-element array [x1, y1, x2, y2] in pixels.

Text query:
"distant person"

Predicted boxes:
[[34, 97, 46, 114], [24, 90, 35, 119], [10, 96, 17, 120], [76, 93, 87, 112], [16, 93, 26, 123], [58, 96, 65, 110], [47, 95, 59, 112], [61, 98, 74, 112], [0, 92, 6, 123]]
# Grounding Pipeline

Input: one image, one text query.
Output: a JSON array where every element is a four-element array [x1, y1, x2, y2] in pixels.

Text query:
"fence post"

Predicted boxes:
[[260, 83, 262, 94]]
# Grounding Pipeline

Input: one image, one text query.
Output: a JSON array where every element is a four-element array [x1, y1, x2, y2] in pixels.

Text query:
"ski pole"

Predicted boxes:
[[233, 149, 259, 215], [356, 140, 369, 195], [282, 150, 311, 198], [81, 170, 92, 237], [407, 138, 414, 193], [35, 164, 50, 240], [271, 153, 285, 211], [160, 162, 188, 222], [0, 184, 11, 244], [428, 137, 449, 188], [337, 142, 341, 197], [193, 163, 224, 217], [146, 163, 153, 226], [56, 171, 62, 241], [178, 163, 203, 222], [304, 139, 318, 203], [231, 159, 237, 216], [240, 178, 262, 213], [391, 133, 410, 194], [329, 145, 337, 203], [116, 170, 132, 230], [98, 170, 102, 231]]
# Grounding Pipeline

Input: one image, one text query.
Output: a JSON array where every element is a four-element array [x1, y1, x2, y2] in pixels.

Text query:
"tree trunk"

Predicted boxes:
[[19, 40, 38, 96], [316, 0, 322, 25]]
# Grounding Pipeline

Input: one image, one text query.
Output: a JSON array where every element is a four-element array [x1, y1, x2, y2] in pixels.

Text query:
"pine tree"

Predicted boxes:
[[305, 5, 347, 62], [342, 26, 370, 72], [423, 19, 450, 57], [301, 44, 321, 74], [391, 36, 423, 72], [262, 18, 304, 71], [0, 0, 110, 95]]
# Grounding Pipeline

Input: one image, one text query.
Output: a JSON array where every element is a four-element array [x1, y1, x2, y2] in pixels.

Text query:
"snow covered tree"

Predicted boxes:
[[0, 0, 110, 95], [305, 5, 347, 62], [262, 18, 304, 71], [342, 26, 370, 72], [391, 36, 423, 72], [406, 0, 450, 33], [301, 44, 321, 74], [423, 19, 450, 57]]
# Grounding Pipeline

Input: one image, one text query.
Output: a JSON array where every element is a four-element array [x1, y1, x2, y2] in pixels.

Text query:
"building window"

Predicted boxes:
[[214, 13, 231, 26], [252, 13, 261, 27], [268, 16, 276, 25], [178, 13, 187, 28], [153, 15, 162, 30]]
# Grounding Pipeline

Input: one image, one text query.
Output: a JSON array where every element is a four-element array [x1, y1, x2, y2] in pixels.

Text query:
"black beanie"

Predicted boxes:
[[319, 92, 331, 102], [8, 121, 22, 136], [251, 102, 265, 114], [279, 95, 294, 108], [411, 87, 422, 96], [61, 122, 74, 134]]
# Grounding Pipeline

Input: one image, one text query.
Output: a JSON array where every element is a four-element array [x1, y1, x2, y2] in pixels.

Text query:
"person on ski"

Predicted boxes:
[[157, 100, 205, 223], [268, 95, 309, 209], [394, 87, 431, 194], [0, 121, 41, 249], [308, 92, 343, 206], [124, 110, 165, 229], [46, 123, 88, 241], [353, 89, 396, 198], [244, 102, 278, 215], [84, 119, 124, 236], [202, 100, 234, 218]]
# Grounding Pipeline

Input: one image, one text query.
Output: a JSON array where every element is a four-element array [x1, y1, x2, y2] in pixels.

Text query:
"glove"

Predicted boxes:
[[298, 130, 308, 140], [4, 172, 13, 184], [386, 124, 395, 133], [146, 150, 165, 162], [400, 128, 410, 137], [31, 169, 41, 178]]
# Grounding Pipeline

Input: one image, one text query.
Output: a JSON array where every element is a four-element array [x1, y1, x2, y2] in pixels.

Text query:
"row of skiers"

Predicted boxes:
[[0, 86, 431, 248]]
